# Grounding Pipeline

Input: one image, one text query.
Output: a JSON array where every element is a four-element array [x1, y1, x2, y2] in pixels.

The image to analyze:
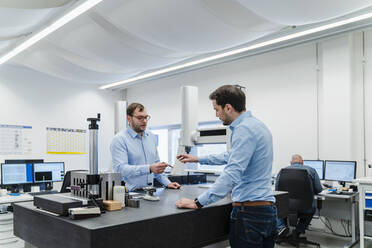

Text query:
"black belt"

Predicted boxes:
[[232, 201, 273, 207]]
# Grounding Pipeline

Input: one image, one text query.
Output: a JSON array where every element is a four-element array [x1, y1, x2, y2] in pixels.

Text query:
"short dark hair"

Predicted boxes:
[[127, 103, 145, 116], [209, 85, 246, 112]]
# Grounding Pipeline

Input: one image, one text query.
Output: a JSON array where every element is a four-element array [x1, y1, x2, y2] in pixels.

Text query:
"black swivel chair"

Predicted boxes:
[[60, 170, 88, 193], [277, 168, 320, 248]]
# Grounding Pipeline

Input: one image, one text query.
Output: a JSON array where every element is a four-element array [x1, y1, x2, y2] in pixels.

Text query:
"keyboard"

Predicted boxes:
[[327, 191, 355, 195], [28, 190, 59, 196]]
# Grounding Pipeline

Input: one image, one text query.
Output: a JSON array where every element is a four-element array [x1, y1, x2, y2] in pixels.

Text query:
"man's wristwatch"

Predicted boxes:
[[194, 198, 203, 209]]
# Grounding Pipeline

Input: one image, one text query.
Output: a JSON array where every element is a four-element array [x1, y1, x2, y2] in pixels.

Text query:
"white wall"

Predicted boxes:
[[126, 42, 318, 174], [2, 28, 370, 179], [319, 36, 354, 159], [125, 29, 372, 177], [0, 65, 122, 174]]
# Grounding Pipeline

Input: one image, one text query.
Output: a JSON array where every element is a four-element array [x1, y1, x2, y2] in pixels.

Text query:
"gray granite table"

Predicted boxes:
[[14, 185, 288, 248]]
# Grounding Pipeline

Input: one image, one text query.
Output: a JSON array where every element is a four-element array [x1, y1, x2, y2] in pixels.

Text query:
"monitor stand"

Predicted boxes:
[[11, 186, 19, 193], [45, 182, 53, 191], [339, 181, 346, 187], [23, 184, 31, 193]]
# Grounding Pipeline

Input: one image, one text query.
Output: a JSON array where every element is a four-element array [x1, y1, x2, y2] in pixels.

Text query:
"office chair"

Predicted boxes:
[[277, 168, 320, 248], [60, 170, 88, 193]]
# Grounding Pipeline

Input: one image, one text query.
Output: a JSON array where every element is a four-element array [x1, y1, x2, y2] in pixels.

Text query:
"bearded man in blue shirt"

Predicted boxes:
[[175, 85, 277, 248], [110, 103, 180, 191]]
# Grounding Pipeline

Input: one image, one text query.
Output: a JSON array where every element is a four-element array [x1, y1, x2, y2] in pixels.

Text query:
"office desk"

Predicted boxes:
[[14, 185, 288, 248], [0, 194, 33, 204], [0, 194, 33, 248], [315, 191, 358, 248]]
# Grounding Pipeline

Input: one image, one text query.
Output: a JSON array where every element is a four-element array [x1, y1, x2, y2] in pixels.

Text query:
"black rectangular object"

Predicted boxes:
[[5, 159, 43, 164], [188, 175, 207, 184], [199, 129, 226, 136], [34, 194, 82, 216], [154, 175, 207, 187], [35, 172, 52, 181], [275, 191, 289, 219], [365, 210, 372, 222]]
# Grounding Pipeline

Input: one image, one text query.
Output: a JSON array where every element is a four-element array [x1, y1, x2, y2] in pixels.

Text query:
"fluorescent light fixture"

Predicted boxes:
[[100, 11, 372, 90], [0, 0, 102, 66]]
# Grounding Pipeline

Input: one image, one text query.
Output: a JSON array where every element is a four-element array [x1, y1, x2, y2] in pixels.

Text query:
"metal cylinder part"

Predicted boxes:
[[180, 86, 198, 147], [89, 129, 98, 175], [89, 184, 100, 198]]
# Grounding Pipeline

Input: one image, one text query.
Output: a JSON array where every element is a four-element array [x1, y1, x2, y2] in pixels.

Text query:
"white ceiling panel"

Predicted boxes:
[[2, 0, 372, 86]]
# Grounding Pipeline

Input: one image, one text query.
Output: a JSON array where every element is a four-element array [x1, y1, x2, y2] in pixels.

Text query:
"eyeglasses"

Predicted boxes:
[[132, 115, 151, 121]]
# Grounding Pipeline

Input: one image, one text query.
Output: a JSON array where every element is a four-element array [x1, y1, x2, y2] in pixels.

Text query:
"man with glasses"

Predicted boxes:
[[110, 103, 180, 191]]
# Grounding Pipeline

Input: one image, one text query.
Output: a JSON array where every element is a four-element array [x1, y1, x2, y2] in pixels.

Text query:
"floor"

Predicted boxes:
[[204, 228, 372, 248]]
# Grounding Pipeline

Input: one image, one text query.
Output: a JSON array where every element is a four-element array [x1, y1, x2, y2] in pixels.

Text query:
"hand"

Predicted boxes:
[[176, 154, 198, 163], [150, 162, 168, 174], [175, 198, 198, 209], [167, 182, 181, 189]]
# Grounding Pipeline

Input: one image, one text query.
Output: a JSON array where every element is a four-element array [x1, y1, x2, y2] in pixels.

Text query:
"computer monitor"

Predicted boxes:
[[4, 159, 43, 164], [303, 160, 324, 180], [324, 160, 356, 183], [33, 162, 65, 183], [1, 163, 33, 185]]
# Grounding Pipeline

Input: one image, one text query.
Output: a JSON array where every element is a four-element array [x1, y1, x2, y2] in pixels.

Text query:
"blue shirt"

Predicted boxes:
[[197, 111, 275, 206], [110, 127, 171, 191], [275, 163, 322, 195]]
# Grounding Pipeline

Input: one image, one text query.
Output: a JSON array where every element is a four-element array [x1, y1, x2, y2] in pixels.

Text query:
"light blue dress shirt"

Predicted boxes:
[[197, 111, 275, 206], [110, 127, 171, 191]]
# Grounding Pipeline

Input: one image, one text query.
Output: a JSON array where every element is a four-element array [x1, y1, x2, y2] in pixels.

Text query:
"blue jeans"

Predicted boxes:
[[229, 204, 278, 248], [276, 208, 315, 234]]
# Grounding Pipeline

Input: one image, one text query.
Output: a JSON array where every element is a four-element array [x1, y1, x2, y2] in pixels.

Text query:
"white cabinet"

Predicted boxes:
[[357, 177, 372, 248]]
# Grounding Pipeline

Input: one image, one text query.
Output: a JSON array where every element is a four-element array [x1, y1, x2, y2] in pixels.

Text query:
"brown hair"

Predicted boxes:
[[127, 103, 145, 116], [209, 85, 246, 112]]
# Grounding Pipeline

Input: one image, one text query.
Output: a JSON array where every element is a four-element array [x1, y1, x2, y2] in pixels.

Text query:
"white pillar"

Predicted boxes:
[[114, 101, 127, 134], [319, 34, 353, 160]]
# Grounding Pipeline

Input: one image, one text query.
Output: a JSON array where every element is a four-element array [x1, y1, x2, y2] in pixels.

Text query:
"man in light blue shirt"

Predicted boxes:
[[175, 85, 277, 248], [110, 103, 180, 191]]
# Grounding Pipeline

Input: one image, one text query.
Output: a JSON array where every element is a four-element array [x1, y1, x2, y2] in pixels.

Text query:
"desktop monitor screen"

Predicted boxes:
[[33, 162, 65, 183], [1, 163, 33, 185], [303, 160, 324, 180], [324, 160, 356, 182], [4, 159, 43, 164]]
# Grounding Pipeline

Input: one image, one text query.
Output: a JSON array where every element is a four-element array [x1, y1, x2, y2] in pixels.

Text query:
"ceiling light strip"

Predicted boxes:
[[100, 11, 372, 90], [0, 0, 103, 66]]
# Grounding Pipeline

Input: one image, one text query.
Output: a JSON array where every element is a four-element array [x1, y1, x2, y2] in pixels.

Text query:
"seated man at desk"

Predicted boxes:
[[275, 154, 322, 239], [110, 103, 180, 191]]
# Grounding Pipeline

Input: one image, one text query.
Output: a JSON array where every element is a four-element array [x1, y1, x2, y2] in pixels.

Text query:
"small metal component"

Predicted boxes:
[[143, 186, 159, 201], [127, 199, 140, 208], [143, 186, 156, 195], [125, 192, 129, 206], [70, 171, 121, 201]]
